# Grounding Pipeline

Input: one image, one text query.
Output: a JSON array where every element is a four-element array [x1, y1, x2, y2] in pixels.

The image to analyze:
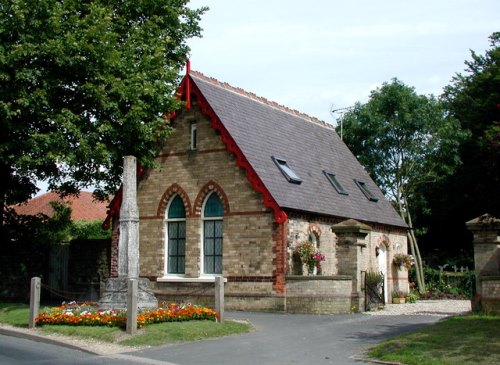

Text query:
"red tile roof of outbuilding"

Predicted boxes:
[[13, 191, 109, 221]]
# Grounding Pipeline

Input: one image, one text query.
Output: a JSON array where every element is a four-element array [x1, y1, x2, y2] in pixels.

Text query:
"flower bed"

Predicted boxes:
[[36, 301, 218, 328]]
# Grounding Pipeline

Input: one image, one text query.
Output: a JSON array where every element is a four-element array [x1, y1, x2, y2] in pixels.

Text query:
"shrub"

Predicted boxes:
[[409, 265, 475, 299], [405, 293, 418, 303]]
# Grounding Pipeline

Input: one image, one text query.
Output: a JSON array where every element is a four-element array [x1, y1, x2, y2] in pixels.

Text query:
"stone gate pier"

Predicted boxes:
[[466, 213, 500, 314]]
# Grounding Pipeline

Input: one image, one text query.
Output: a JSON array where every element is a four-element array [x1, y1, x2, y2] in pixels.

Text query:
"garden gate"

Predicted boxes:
[[364, 271, 385, 311]]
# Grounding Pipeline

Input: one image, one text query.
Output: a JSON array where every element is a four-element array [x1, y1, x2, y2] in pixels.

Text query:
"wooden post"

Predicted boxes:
[[29, 277, 41, 329], [127, 278, 138, 335], [215, 276, 224, 323]]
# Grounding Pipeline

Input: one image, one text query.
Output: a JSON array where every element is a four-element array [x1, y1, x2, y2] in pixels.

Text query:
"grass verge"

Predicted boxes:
[[0, 302, 30, 327], [0, 302, 252, 346], [367, 314, 500, 365]]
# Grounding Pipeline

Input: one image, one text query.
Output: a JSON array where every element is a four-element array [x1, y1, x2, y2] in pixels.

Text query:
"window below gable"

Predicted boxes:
[[190, 121, 197, 150], [354, 179, 378, 202], [323, 171, 348, 195], [272, 156, 302, 184]]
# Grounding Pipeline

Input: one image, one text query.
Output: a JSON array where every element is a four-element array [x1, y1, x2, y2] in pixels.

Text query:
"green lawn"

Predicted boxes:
[[367, 314, 500, 365], [0, 302, 252, 346]]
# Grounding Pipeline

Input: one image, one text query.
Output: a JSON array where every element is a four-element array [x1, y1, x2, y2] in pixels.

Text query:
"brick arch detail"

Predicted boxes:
[[307, 224, 322, 237], [193, 180, 230, 216], [377, 234, 390, 248], [157, 183, 193, 218]]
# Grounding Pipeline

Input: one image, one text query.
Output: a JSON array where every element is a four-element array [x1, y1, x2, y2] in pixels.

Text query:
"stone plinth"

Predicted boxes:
[[99, 278, 158, 310]]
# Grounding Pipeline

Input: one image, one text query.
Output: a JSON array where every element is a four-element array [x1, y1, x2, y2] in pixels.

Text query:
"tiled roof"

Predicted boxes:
[[189, 72, 406, 228], [12, 191, 109, 221]]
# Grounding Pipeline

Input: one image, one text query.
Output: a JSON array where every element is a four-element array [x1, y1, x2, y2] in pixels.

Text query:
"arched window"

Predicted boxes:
[[309, 232, 319, 249], [202, 192, 223, 274], [165, 195, 186, 275]]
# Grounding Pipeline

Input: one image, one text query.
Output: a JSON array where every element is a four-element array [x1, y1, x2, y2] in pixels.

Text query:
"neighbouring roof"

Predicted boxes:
[[188, 71, 407, 228], [13, 191, 109, 221]]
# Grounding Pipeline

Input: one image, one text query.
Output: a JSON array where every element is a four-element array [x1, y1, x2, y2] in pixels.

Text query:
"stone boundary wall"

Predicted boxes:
[[151, 275, 355, 313], [479, 276, 500, 314], [285, 275, 353, 313]]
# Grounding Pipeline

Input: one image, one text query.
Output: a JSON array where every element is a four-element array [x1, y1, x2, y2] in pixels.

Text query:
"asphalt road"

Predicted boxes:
[[0, 312, 444, 365]]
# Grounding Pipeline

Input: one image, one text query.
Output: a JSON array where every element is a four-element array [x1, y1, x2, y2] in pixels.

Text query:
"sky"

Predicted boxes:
[[35, 0, 499, 196], [187, 0, 499, 123]]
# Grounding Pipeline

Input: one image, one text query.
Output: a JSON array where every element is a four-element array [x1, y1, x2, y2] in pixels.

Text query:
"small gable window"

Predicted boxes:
[[272, 156, 302, 184], [354, 180, 378, 202], [323, 171, 348, 195], [190, 121, 197, 150]]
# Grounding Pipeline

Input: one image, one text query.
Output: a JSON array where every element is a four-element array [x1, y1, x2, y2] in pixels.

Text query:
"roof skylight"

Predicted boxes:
[[272, 156, 302, 184], [324, 171, 348, 195], [354, 180, 378, 202]]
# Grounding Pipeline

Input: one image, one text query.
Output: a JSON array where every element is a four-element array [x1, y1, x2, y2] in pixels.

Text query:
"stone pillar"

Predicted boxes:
[[332, 219, 371, 312], [466, 214, 500, 314], [119, 156, 140, 278], [98, 156, 157, 310], [29, 277, 41, 329]]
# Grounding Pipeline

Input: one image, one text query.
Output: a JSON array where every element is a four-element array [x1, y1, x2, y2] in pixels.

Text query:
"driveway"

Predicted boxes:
[[0, 300, 471, 365], [117, 312, 448, 365]]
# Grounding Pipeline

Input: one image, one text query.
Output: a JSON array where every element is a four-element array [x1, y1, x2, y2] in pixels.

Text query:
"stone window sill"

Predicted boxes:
[[157, 276, 227, 283]]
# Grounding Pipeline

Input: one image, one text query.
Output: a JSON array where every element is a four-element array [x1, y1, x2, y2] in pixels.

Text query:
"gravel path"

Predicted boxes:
[[364, 299, 471, 316]]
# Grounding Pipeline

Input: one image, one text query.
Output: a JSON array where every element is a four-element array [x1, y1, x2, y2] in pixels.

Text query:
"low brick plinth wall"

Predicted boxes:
[[285, 275, 353, 314]]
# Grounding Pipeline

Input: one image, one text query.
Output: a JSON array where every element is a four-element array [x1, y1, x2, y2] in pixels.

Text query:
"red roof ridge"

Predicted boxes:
[[190, 70, 335, 130]]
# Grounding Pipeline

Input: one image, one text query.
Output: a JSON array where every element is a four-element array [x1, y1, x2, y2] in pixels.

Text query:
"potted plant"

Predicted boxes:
[[392, 290, 406, 304], [393, 253, 414, 270]]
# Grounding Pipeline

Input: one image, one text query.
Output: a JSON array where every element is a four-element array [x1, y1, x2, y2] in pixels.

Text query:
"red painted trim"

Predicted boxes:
[[187, 75, 287, 224], [185, 59, 191, 109]]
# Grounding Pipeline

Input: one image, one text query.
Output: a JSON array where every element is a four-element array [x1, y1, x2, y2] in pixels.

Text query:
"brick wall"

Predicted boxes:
[[137, 106, 280, 308], [286, 275, 353, 313], [123, 103, 409, 313], [287, 213, 408, 298]]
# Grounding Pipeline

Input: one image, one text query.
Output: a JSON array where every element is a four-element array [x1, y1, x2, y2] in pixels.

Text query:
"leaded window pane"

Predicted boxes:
[[215, 221, 223, 237], [205, 256, 214, 273], [205, 238, 214, 255], [203, 218, 223, 274], [215, 238, 222, 255], [215, 256, 222, 273], [168, 195, 186, 218], [167, 221, 185, 274], [204, 193, 223, 217], [204, 221, 214, 237]]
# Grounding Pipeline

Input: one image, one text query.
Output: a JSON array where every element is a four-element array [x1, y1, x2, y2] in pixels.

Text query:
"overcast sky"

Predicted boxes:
[[187, 0, 499, 123]]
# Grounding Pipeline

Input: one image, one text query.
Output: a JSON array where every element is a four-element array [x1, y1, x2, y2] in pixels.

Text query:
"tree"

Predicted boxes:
[[0, 0, 206, 218], [418, 33, 500, 266], [338, 79, 467, 293], [442, 33, 500, 217]]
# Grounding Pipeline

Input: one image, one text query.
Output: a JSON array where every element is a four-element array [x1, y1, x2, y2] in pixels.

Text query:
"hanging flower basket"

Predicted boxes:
[[293, 241, 325, 275], [393, 254, 414, 270]]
